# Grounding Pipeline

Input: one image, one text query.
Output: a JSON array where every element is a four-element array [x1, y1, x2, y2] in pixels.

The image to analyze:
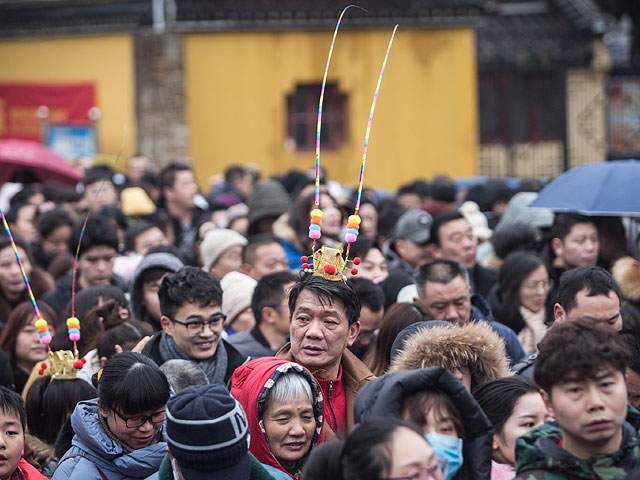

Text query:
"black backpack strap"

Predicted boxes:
[[58, 454, 109, 480]]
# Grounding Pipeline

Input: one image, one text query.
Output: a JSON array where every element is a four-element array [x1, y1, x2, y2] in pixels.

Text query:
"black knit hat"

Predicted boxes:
[[166, 385, 250, 480]]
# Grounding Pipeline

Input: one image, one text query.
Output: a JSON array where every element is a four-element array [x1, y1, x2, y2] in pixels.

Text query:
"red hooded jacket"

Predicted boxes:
[[231, 357, 326, 480]]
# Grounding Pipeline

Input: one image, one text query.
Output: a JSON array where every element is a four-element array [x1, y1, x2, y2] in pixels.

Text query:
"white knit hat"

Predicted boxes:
[[459, 201, 492, 242], [221, 271, 257, 326], [200, 228, 248, 272]]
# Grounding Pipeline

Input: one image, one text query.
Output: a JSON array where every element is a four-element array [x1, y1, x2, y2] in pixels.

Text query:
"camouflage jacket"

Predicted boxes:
[[515, 407, 640, 480]]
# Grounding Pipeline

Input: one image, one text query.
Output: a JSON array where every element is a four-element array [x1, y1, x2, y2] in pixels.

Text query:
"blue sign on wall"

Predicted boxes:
[[46, 125, 96, 161]]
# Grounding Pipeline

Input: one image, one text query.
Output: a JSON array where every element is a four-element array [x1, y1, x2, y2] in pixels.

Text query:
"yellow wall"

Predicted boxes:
[[0, 34, 136, 164], [185, 28, 477, 191]]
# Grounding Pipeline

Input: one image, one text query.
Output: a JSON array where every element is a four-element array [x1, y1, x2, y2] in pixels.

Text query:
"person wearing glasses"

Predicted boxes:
[[52, 352, 170, 480], [142, 266, 250, 387], [304, 417, 444, 480]]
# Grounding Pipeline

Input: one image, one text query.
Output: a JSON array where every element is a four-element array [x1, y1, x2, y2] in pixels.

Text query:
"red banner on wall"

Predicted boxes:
[[0, 83, 96, 142]]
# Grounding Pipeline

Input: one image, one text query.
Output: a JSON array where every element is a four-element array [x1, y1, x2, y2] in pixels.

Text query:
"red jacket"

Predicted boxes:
[[15, 458, 48, 480], [231, 357, 325, 480]]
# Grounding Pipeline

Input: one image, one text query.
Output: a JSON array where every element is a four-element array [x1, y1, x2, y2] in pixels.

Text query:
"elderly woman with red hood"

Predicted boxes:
[[232, 357, 325, 480]]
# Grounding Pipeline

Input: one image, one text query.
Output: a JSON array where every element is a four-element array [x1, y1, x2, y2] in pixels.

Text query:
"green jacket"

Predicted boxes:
[[151, 452, 276, 480], [515, 406, 640, 480]]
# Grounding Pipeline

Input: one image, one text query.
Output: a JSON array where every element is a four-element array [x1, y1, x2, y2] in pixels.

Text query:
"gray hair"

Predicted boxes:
[[415, 260, 470, 299], [265, 372, 314, 409], [160, 359, 208, 392]]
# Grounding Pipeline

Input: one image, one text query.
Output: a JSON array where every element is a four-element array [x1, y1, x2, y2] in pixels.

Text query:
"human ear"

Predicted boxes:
[[160, 316, 173, 335], [553, 304, 565, 324], [541, 389, 553, 417], [346, 321, 361, 347]]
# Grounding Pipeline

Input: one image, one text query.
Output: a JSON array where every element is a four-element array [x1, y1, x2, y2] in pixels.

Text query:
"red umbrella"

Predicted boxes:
[[0, 138, 83, 186]]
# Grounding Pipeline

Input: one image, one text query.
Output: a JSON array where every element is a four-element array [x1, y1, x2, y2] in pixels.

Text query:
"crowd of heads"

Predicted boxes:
[[0, 160, 638, 480]]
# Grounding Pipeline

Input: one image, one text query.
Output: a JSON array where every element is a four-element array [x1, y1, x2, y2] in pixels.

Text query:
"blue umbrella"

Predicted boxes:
[[528, 160, 640, 216]]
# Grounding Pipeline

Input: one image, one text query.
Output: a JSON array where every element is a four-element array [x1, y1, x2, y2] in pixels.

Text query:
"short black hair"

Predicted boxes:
[[551, 212, 595, 242], [430, 211, 465, 247], [556, 266, 622, 313], [224, 165, 247, 184], [251, 271, 297, 325], [431, 175, 456, 203], [159, 163, 191, 190], [473, 376, 540, 434], [397, 182, 424, 198], [416, 260, 468, 299], [243, 234, 281, 265], [348, 277, 384, 312], [84, 166, 115, 188], [124, 221, 158, 253], [491, 222, 540, 260], [622, 331, 640, 375], [68, 215, 119, 257], [534, 318, 630, 394], [288, 273, 361, 326], [0, 386, 26, 430], [98, 352, 170, 415], [36, 207, 75, 238], [159, 266, 223, 319], [6, 201, 36, 225], [347, 237, 378, 262]]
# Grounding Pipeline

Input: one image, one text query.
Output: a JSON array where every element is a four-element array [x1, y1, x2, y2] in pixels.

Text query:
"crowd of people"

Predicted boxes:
[[0, 155, 639, 479]]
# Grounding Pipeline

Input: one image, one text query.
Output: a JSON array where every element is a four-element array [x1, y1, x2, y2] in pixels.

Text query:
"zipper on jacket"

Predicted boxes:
[[328, 380, 338, 433]]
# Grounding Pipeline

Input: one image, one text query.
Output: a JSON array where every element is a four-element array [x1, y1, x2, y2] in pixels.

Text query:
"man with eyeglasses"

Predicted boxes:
[[142, 266, 250, 387]]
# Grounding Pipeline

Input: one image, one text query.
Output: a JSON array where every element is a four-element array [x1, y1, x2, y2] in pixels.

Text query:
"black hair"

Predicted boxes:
[[242, 234, 281, 265], [348, 277, 384, 313], [36, 207, 75, 238], [25, 376, 96, 444], [98, 321, 150, 360], [224, 165, 247, 184], [159, 266, 223, 319], [430, 211, 465, 247], [304, 417, 424, 480], [98, 352, 169, 415], [60, 285, 127, 331], [534, 318, 630, 394], [473, 376, 540, 434], [251, 271, 297, 325], [9, 185, 41, 208], [139, 266, 172, 286], [0, 236, 33, 262], [84, 166, 115, 188], [288, 273, 361, 326], [42, 182, 81, 204], [397, 182, 424, 198], [98, 206, 129, 231], [431, 175, 456, 203], [416, 260, 468, 299], [146, 244, 186, 263], [67, 215, 119, 257], [6, 201, 36, 225], [0, 386, 26, 430], [376, 198, 405, 242], [491, 222, 541, 260], [159, 163, 191, 190], [622, 331, 640, 375], [551, 212, 595, 242], [556, 266, 622, 313], [348, 237, 378, 262], [497, 252, 549, 330], [124, 221, 158, 253]]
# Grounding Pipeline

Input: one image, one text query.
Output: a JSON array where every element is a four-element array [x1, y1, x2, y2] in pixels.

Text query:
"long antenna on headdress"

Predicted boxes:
[[310, 5, 366, 250], [344, 25, 398, 260], [68, 126, 126, 352]]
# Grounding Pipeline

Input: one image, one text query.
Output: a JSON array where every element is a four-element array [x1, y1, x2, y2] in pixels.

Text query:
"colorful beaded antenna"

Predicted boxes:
[[302, 10, 398, 282]]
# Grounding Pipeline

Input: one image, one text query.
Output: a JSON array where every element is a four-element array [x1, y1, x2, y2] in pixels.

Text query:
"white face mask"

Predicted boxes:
[[171, 457, 183, 480]]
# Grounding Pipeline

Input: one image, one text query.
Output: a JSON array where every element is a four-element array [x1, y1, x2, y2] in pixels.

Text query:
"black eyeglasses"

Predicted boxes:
[[112, 408, 166, 428], [171, 314, 226, 335]]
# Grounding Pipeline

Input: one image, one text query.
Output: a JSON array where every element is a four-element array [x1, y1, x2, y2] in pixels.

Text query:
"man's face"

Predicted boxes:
[[168, 170, 197, 209], [348, 248, 388, 284], [395, 238, 431, 269], [161, 301, 223, 360], [246, 243, 288, 280], [626, 368, 640, 409], [544, 368, 627, 457], [12, 204, 38, 243], [209, 245, 243, 280], [84, 181, 119, 213], [0, 410, 24, 480], [290, 289, 360, 378], [554, 289, 621, 330], [134, 227, 169, 256], [553, 223, 599, 268], [352, 306, 384, 350], [432, 218, 477, 270], [126, 156, 149, 183], [42, 224, 71, 258], [419, 276, 471, 325], [78, 245, 117, 288]]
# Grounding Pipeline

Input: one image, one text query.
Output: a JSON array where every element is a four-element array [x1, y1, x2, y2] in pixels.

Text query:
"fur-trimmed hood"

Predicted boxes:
[[389, 321, 512, 386], [613, 256, 640, 302]]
